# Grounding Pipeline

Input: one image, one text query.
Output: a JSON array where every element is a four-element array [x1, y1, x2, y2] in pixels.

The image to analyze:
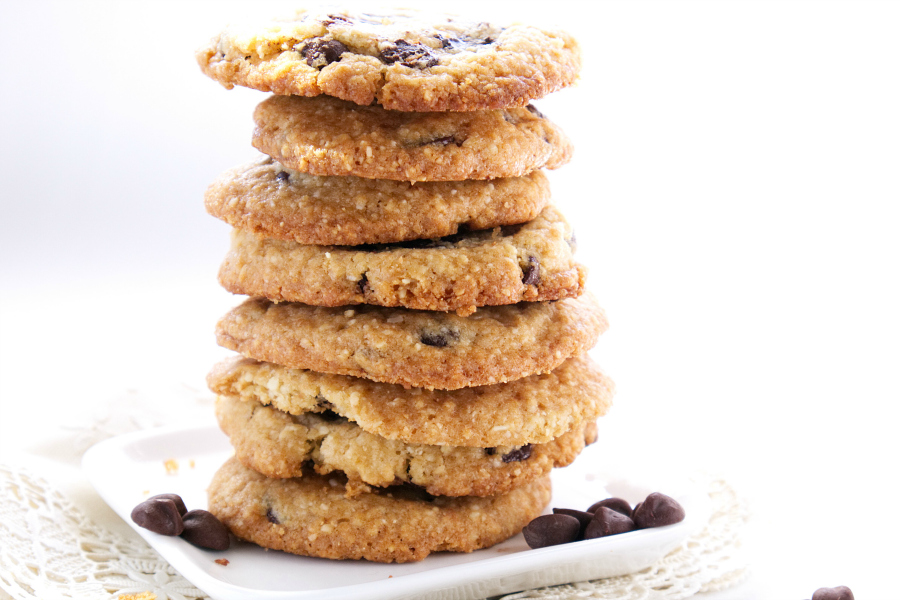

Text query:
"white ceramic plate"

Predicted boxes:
[[83, 425, 710, 600]]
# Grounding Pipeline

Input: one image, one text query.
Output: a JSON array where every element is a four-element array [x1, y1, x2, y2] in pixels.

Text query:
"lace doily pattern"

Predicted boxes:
[[0, 465, 747, 600]]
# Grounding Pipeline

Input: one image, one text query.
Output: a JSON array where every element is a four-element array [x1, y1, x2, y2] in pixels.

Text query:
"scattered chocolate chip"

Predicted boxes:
[[584, 507, 636, 539], [265, 507, 280, 525], [275, 170, 290, 182], [180, 509, 230, 551], [300, 38, 348, 69], [502, 444, 533, 462], [552, 508, 594, 537], [482, 37, 494, 44], [484, 447, 496, 456], [523, 514, 581, 549], [436, 34, 453, 49], [632, 492, 685, 528], [587, 497, 633, 518], [812, 587, 854, 600], [420, 328, 459, 347], [522, 256, 540, 286], [131, 498, 184, 536], [379, 39, 438, 68], [526, 104, 547, 119], [357, 273, 369, 295], [322, 14, 351, 26], [147, 493, 187, 516]]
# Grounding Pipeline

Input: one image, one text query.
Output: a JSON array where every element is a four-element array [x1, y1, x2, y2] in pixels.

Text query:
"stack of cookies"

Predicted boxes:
[[196, 7, 615, 563]]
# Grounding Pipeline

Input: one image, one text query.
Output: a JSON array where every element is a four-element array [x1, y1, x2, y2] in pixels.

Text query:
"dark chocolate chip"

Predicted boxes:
[[632, 492, 685, 528], [275, 170, 290, 182], [131, 498, 184, 536], [379, 39, 438, 68], [526, 104, 547, 119], [357, 273, 369, 295], [482, 37, 494, 44], [323, 14, 351, 26], [812, 587, 854, 600], [437, 34, 453, 49], [522, 256, 540, 286], [584, 507, 636, 539], [420, 328, 459, 347], [588, 497, 633, 518], [180, 509, 230, 551], [147, 493, 187, 516], [502, 444, 533, 463], [523, 514, 581, 549], [484, 447, 496, 456], [300, 38, 348, 69], [552, 508, 594, 538], [265, 507, 280, 524]]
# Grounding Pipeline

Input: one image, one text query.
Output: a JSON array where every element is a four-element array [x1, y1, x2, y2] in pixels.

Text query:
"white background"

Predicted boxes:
[[1, 1, 898, 598]]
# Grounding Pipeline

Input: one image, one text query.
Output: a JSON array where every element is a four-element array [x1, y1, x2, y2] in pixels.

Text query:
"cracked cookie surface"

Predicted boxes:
[[204, 156, 551, 246], [218, 205, 584, 315], [196, 8, 581, 112], [208, 354, 614, 447], [215, 294, 608, 390], [252, 95, 572, 181], [208, 457, 550, 562], [216, 394, 596, 497]]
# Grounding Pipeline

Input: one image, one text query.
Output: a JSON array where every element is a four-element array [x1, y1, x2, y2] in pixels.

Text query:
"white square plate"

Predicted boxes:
[[83, 425, 710, 600]]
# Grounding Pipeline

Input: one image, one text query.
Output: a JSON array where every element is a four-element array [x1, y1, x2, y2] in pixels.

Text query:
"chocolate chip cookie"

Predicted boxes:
[[216, 394, 596, 497], [208, 457, 550, 562], [196, 8, 581, 112], [204, 156, 551, 246], [218, 206, 584, 315], [215, 294, 608, 390], [252, 95, 572, 181], [207, 354, 614, 447]]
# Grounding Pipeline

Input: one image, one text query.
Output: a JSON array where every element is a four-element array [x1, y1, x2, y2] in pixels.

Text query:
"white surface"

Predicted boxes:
[[83, 426, 708, 600], [2, 1, 899, 598]]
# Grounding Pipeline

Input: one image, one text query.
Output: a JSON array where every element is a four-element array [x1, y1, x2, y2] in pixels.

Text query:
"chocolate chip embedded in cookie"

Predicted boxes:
[[207, 457, 551, 563], [214, 294, 608, 390], [204, 156, 552, 246], [252, 95, 572, 182], [208, 354, 614, 447], [218, 206, 584, 315], [216, 394, 597, 497], [196, 8, 581, 112]]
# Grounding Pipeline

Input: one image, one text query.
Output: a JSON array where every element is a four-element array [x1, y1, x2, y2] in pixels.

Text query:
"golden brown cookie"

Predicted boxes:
[[204, 156, 551, 246], [207, 354, 614, 447], [218, 206, 584, 315], [196, 8, 581, 112], [252, 95, 572, 182], [215, 294, 608, 390], [208, 457, 550, 562], [216, 394, 596, 497]]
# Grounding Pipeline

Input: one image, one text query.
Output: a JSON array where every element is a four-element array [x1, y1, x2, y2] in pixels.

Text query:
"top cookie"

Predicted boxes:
[[196, 8, 581, 112]]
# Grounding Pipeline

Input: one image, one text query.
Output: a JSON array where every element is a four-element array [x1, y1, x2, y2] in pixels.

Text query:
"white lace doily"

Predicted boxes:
[[0, 463, 747, 600]]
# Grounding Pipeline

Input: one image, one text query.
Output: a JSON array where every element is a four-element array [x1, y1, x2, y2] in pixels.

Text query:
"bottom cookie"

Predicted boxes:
[[208, 457, 551, 563]]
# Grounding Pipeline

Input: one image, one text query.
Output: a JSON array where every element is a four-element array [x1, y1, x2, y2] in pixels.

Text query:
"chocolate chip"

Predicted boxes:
[[379, 40, 438, 68], [180, 509, 230, 551], [322, 14, 351, 26], [584, 507, 636, 539], [523, 514, 581, 549], [632, 492, 685, 528], [131, 498, 184, 536], [552, 508, 594, 537], [502, 444, 532, 463], [357, 273, 369, 295], [588, 497, 633, 518], [522, 256, 540, 286], [484, 447, 496, 456], [526, 104, 547, 119], [147, 493, 187, 516], [420, 328, 459, 347], [300, 38, 348, 69], [812, 587, 854, 600], [265, 507, 280, 524], [275, 170, 290, 182], [436, 34, 453, 49]]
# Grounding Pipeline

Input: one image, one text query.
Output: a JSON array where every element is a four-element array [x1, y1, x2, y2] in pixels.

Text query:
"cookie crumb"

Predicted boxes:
[[118, 593, 156, 600], [215, 558, 230, 566], [163, 459, 179, 474]]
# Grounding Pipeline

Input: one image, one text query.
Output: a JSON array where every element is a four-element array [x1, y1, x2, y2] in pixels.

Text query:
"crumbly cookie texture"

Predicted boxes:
[[216, 395, 596, 497], [252, 95, 572, 182], [196, 8, 581, 112], [215, 294, 608, 390], [218, 205, 584, 315], [207, 354, 614, 447], [208, 457, 550, 563], [204, 156, 551, 246]]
